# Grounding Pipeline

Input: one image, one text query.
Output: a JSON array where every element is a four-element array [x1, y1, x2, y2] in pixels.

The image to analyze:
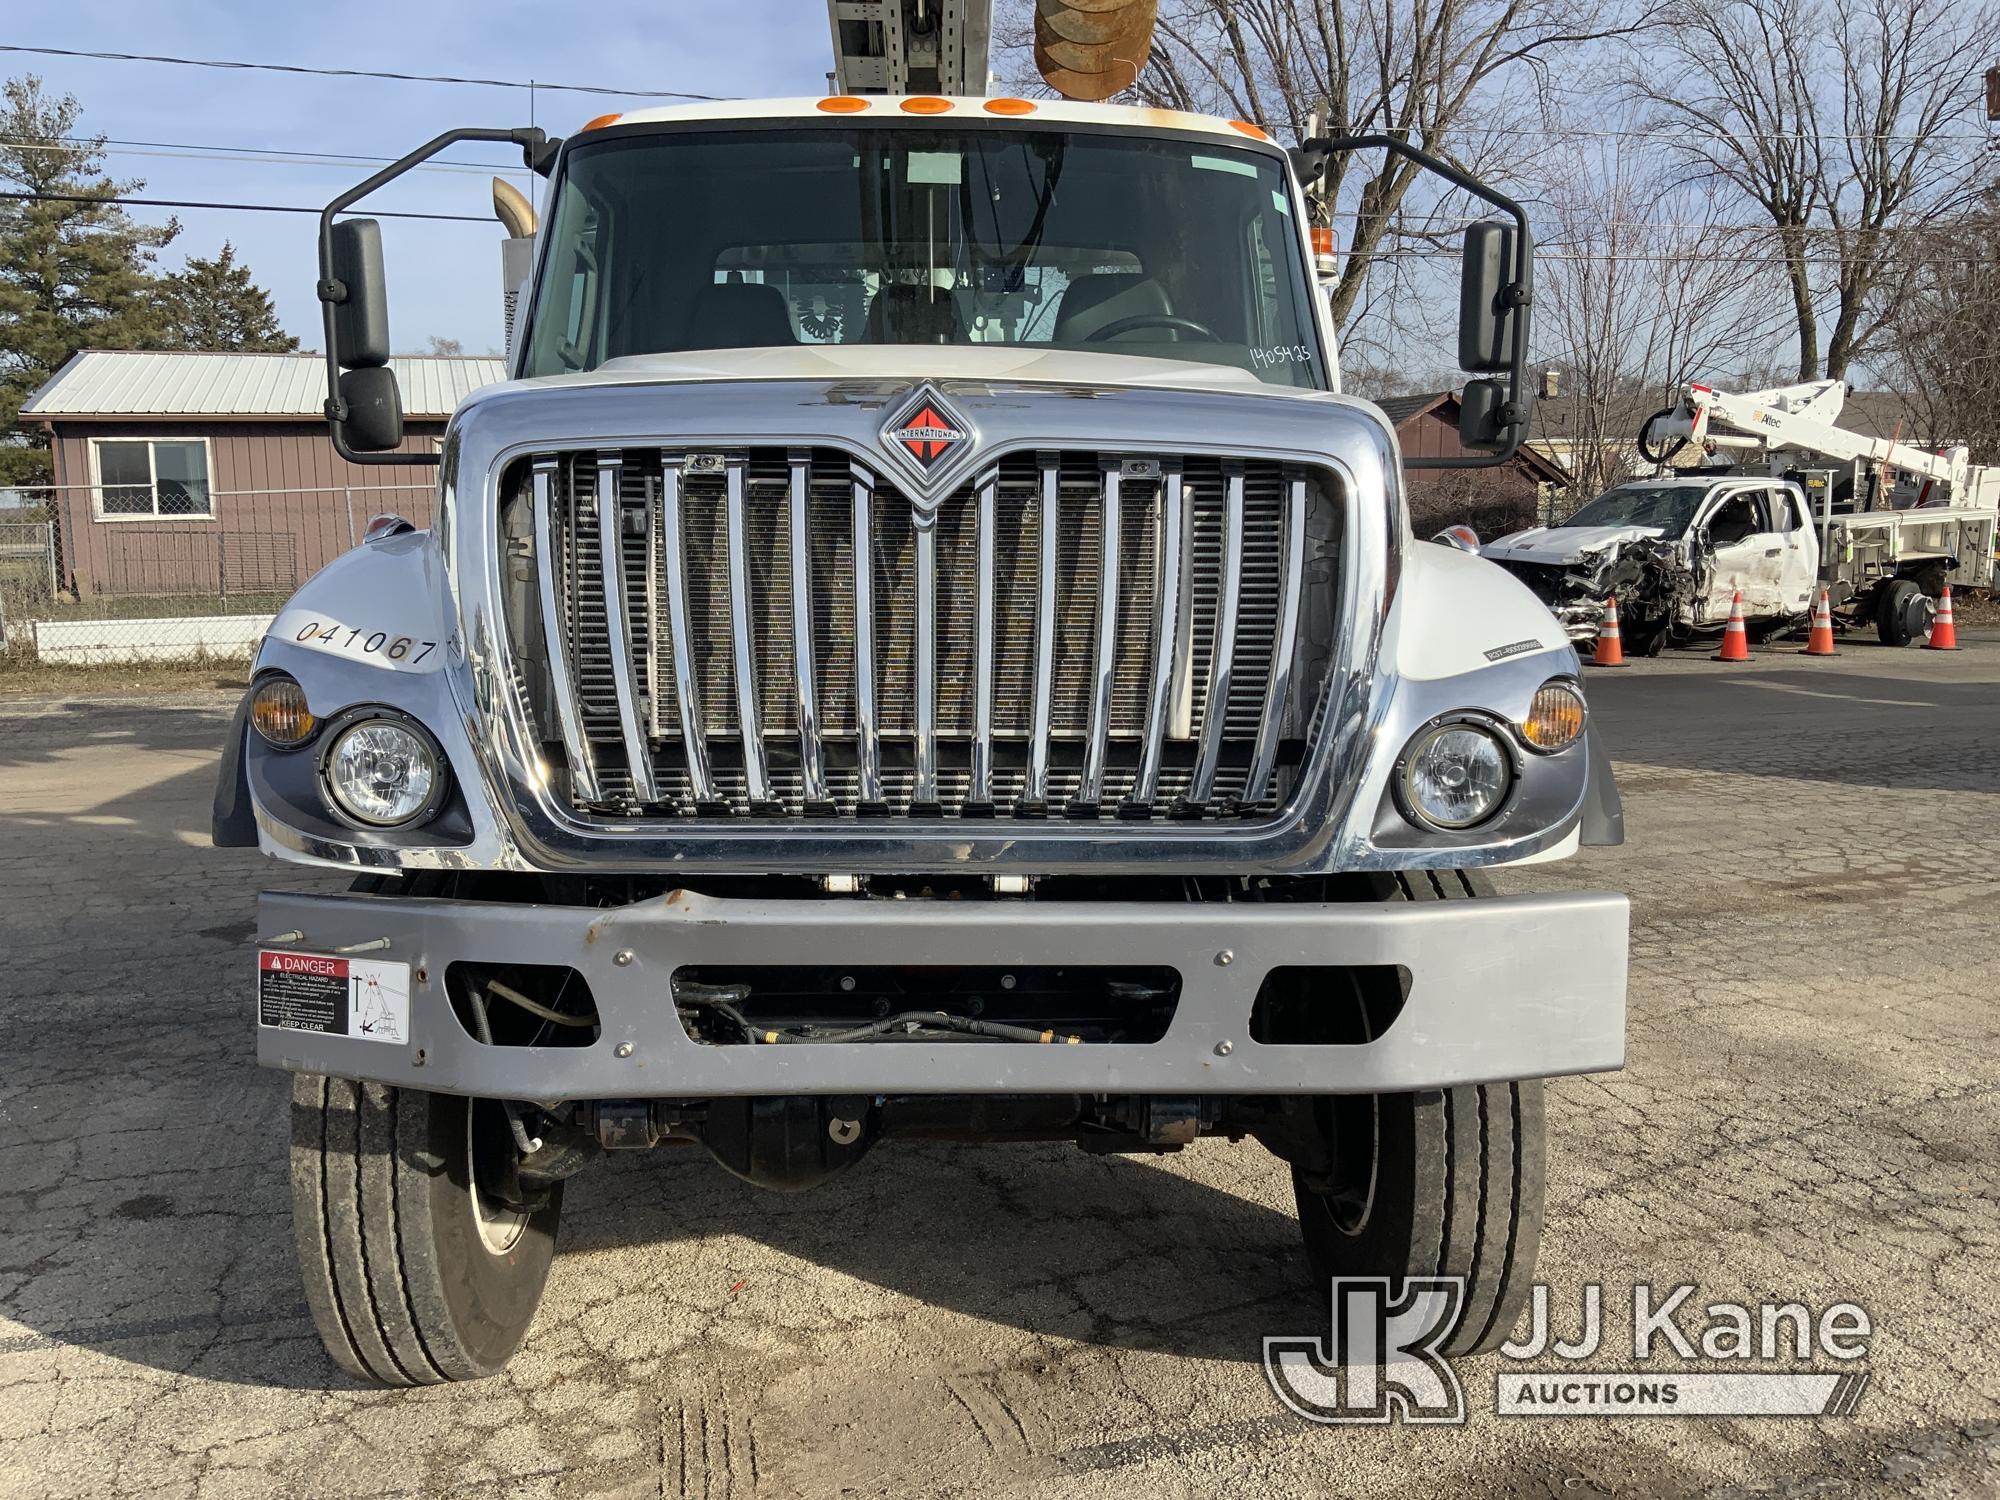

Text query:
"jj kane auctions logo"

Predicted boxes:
[[1265, 1280, 1874, 1424]]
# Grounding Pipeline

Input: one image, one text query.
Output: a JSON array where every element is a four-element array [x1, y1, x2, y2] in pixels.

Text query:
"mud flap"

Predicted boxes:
[[1579, 729, 1624, 846], [212, 688, 259, 847]]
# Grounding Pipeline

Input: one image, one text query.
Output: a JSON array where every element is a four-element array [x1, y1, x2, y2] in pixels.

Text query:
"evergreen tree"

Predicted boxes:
[[154, 242, 299, 353], [0, 75, 180, 485]]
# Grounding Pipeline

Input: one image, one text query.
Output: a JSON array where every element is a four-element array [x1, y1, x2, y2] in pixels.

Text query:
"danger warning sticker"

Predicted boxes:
[[258, 950, 410, 1045]]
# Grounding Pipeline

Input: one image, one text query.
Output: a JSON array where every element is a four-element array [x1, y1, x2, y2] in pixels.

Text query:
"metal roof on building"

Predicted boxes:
[[19, 351, 506, 420]]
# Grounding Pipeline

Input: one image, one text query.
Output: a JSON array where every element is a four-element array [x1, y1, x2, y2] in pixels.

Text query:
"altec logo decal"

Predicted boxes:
[[885, 389, 970, 473]]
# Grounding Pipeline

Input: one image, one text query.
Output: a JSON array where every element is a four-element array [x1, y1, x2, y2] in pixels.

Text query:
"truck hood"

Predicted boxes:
[[502, 345, 1310, 401], [1482, 524, 1669, 567]]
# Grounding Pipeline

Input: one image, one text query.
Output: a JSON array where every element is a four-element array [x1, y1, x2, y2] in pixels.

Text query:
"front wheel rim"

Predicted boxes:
[[467, 1100, 529, 1255]]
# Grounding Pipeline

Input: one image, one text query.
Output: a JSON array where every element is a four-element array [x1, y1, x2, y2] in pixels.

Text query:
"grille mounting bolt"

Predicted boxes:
[[613, 949, 635, 967], [614, 1041, 635, 1058], [1215, 1039, 1234, 1056], [840, 975, 857, 992], [1216, 949, 1234, 966]]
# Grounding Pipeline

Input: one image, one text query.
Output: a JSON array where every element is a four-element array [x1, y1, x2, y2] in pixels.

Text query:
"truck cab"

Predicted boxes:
[[215, 95, 1628, 1385]]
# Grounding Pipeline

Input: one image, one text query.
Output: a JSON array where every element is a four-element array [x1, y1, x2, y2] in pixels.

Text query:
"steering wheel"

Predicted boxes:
[[1083, 313, 1221, 343]]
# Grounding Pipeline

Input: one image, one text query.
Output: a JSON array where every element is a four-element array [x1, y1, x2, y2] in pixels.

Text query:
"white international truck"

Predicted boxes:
[[212, 0, 1629, 1384], [1485, 379, 2000, 652]]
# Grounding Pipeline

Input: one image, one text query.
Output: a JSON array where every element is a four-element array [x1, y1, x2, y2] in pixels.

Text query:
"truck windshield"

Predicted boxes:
[[520, 124, 1325, 390], [1564, 484, 1709, 537]]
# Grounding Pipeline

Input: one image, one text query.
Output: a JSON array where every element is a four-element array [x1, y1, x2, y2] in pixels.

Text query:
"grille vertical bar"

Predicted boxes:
[[1023, 452, 1059, 813], [659, 454, 716, 807], [595, 452, 657, 805], [1128, 463, 1184, 809], [788, 449, 830, 811], [723, 455, 772, 807], [534, 457, 600, 804], [851, 463, 885, 810], [912, 516, 940, 813], [1073, 462, 1122, 812], [642, 470, 664, 745], [1187, 462, 1245, 808], [1244, 473, 1308, 805], [967, 472, 996, 811]]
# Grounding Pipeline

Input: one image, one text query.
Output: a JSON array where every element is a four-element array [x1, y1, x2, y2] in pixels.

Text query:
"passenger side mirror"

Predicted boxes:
[[321, 218, 405, 455], [328, 219, 391, 369], [337, 366, 405, 453]]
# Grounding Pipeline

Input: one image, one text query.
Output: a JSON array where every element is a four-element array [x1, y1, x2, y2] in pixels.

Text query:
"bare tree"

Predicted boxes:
[[1529, 110, 1784, 498], [996, 0, 1640, 332], [1630, 0, 1994, 381], [1879, 188, 2000, 463]]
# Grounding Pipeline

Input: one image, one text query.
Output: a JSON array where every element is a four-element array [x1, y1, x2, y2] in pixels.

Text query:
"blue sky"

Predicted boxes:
[[12, 1, 839, 354]]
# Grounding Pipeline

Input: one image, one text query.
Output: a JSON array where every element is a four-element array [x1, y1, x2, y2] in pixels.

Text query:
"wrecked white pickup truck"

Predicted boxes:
[[1483, 476, 1820, 655]]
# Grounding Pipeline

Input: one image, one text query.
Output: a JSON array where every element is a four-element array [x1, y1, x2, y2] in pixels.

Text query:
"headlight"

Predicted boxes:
[[250, 675, 317, 748], [322, 717, 443, 827], [1401, 723, 1512, 830], [1519, 680, 1586, 752]]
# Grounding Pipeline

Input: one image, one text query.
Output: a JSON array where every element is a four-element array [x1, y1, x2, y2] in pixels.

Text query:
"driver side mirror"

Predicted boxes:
[[1456, 222, 1532, 454], [325, 218, 404, 453]]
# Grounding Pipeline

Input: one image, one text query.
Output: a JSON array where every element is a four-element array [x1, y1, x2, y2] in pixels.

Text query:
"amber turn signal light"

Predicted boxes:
[[251, 675, 318, 749], [1519, 681, 1586, 752]]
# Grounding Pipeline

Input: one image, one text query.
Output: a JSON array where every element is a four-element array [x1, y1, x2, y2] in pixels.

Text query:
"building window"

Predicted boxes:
[[91, 439, 213, 519]]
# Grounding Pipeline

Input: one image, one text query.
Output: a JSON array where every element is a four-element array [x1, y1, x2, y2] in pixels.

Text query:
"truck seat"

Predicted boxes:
[[685, 282, 796, 348], [1053, 274, 1173, 341]]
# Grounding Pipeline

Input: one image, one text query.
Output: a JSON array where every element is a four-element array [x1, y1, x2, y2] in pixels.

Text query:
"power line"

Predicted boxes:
[[0, 189, 489, 223], [0, 42, 731, 101], [3, 134, 521, 177]]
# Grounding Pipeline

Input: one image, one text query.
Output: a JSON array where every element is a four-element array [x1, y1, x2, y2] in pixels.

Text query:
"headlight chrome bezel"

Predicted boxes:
[[316, 708, 450, 830], [1393, 715, 1520, 832]]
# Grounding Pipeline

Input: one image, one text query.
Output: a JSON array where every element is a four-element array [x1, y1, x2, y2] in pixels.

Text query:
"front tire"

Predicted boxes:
[[1291, 872, 1546, 1355], [291, 1075, 562, 1385]]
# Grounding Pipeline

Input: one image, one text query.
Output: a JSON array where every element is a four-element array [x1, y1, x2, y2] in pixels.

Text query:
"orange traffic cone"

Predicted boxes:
[[1924, 584, 1960, 650], [1799, 587, 1839, 656], [1590, 597, 1627, 667], [1712, 591, 1751, 661]]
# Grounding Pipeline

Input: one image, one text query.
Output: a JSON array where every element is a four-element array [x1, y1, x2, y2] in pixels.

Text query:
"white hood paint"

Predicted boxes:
[[1481, 524, 1669, 567], [513, 345, 1311, 401]]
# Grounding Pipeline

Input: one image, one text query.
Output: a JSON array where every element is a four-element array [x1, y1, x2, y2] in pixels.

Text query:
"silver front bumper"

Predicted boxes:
[[255, 888, 1628, 1097]]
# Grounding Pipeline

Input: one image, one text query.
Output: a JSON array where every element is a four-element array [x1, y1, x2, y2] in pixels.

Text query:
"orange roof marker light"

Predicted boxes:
[[984, 97, 1037, 116], [579, 112, 624, 134], [1310, 227, 1336, 257], [1228, 119, 1271, 140], [817, 96, 870, 114], [901, 96, 954, 114]]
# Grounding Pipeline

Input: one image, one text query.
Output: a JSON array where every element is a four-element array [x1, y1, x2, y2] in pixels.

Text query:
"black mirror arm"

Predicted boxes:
[[318, 126, 550, 467], [1298, 132, 1534, 470]]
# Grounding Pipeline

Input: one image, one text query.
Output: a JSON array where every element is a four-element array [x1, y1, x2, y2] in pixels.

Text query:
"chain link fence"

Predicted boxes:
[[0, 483, 434, 666]]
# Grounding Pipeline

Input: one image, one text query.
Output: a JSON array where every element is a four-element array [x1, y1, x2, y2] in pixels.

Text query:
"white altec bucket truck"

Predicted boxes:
[[213, 0, 1630, 1383], [1487, 377, 1999, 652]]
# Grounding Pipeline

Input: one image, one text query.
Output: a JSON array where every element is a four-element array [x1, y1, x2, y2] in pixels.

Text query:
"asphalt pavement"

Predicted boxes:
[[0, 635, 1995, 1498]]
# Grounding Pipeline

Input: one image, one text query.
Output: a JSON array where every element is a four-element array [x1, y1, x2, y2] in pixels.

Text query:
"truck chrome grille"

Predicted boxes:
[[509, 445, 1336, 823]]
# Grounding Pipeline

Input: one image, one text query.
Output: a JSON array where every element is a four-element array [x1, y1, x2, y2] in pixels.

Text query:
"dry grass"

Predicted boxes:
[[0, 649, 249, 699]]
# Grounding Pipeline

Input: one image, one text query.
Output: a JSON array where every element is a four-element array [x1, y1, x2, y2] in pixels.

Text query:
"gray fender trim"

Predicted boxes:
[[1579, 728, 1624, 846], [212, 687, 259, 847]]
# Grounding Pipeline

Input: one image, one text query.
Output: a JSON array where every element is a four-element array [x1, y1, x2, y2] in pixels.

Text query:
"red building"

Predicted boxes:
[[20, 351, 502, 601]]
